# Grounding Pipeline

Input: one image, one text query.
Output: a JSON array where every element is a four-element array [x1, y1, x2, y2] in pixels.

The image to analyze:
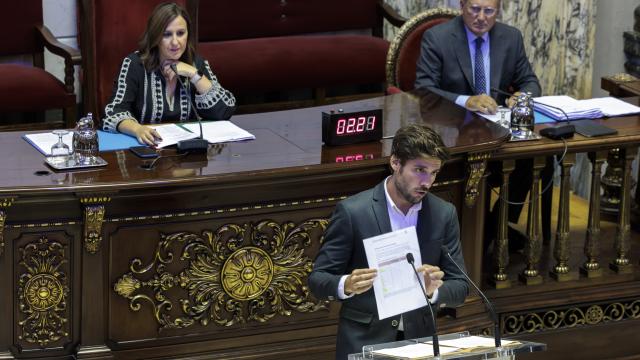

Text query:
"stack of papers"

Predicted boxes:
[[154, 121, 255, 148], [533, 96, 640, 121], [533, 96, 603, 120], [371, 336, 520, 359]]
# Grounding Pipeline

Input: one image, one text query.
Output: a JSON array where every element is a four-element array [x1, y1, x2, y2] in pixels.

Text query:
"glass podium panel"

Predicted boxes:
[[347, 331, 546, 360]]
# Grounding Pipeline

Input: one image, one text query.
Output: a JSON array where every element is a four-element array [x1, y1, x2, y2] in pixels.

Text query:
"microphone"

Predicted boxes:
[[440, 245, 502, 348], [490, 87, 575, 140], [406, 252, 440, 357], [170, 64, 208, 153]]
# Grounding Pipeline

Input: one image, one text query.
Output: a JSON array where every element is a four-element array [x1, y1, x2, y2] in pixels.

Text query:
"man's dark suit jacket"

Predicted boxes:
[[415, 15, 541, 104], [308, 181, 468, 359]]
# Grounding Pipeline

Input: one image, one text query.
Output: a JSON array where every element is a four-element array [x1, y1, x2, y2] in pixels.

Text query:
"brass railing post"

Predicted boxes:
[[551, 153, 576, 281], [490, 159, 515, 289], [581, 151, 607, 278], [519, 156, 545, 285], [610, 146, 637, 274]]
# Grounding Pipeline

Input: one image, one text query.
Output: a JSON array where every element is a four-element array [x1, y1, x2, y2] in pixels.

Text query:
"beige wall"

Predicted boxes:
[[591, 0, 638, 97]]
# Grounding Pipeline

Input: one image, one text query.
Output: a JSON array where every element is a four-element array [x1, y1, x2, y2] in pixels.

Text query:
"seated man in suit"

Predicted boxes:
[[308, 124, 469, 359], [415, 0, 543, 250]]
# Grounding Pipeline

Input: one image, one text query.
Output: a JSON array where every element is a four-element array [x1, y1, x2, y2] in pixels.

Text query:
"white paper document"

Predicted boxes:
[[182, 121, 255, 144], [372, 342, 459, 359], [578, 97, 640, 117], [24, 132, 74, 156], [153, 123, 198, 148], [363, 227, 426, 320], [477, 107, 510, 124], [436, 336, 518, 350]]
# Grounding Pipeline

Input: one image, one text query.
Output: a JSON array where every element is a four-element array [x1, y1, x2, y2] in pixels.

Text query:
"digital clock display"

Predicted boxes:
[[322, 109, 383, 146]]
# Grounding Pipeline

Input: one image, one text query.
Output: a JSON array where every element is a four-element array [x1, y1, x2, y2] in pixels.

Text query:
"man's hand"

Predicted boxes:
[[344, 268, 377, 295], [416, 264, 444, 297], [465, 94, 498, 114], [506, 91, 522, 108]]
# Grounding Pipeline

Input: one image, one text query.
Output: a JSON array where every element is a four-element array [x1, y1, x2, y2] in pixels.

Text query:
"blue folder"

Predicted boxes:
[[97, 130, 141, 151]]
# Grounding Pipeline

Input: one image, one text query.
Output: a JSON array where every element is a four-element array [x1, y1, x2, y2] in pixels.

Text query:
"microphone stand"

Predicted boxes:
[[171, 64, 208, 153], [406, 252, 440, 358], [440, 246, 502, 349]]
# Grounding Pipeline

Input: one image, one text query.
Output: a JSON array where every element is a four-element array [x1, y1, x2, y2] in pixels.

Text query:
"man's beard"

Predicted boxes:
[[394, 177, 427, 205]]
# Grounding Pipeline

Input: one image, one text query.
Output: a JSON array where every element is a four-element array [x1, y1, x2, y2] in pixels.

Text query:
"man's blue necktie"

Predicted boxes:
[[474, 37, 486, 95]]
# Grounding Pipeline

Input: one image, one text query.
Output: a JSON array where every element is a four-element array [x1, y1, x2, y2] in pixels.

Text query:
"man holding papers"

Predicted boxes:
[[308, 124, 468, 359]]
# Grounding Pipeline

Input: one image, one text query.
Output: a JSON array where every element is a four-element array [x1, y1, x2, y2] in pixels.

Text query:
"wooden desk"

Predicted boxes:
[[3, 91, 640, 359], [0, 91, 508, 359]]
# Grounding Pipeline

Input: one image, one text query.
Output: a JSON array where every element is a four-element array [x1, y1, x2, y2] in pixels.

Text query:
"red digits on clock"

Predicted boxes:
[[346, 118, 356, 133], [334, 114, 377, 137], [356, 117, 366, 132], [336, 119, 346, 134], [366, 116, 376, 131]]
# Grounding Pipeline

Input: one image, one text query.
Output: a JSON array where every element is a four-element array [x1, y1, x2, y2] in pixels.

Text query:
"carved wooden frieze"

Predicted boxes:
[[114, 219, 329, 332], [465, 152, 491, 207], [0, 197, 15, 257], [503, 299, 640, 335], [17, 236, 69, 347]]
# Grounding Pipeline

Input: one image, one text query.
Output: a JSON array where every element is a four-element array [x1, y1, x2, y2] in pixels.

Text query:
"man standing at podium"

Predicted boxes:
[[415, 0, 543, 249], [308, 124, 468, 359]]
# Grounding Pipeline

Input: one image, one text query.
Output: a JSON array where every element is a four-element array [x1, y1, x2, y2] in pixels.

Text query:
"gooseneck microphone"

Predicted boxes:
[[406, 252, 440, 357], [170, 64, 208, 153], [440, 245, 501, 348]]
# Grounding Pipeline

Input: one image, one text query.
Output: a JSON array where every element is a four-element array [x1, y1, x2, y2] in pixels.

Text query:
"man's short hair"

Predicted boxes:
[[391, 124, 450, 165], [461, 0, 502, 8]]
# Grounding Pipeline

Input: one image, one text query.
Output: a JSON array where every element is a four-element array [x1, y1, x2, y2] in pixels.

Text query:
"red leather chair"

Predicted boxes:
[[385, 8, 459, 94], [0, 0, 80, 130], [192, 0, 405, 112], [79, 0, 192, 123]]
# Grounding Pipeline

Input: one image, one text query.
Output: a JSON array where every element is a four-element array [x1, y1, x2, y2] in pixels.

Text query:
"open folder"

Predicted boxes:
[[153, 121, 255, 148]]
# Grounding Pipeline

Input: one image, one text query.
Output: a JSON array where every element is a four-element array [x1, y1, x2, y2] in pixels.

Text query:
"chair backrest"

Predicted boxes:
[[198, 0, 382, 42], [6, 0, 42, 56], [5, 0, 44, 65], [80, 0, 191, 120], [386, 8, 459, 92]]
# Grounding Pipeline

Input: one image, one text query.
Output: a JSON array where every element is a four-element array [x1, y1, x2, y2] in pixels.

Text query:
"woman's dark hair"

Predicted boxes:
[[138, 2, 196, 71], [391, 124, 450, 165]]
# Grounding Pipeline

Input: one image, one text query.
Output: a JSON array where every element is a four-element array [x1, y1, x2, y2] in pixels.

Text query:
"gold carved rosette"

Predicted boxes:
[[17, 236, 69, 347], [114, 219, 329, 331]]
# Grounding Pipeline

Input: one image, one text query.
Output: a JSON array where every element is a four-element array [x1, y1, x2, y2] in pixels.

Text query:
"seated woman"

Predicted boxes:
[[102, 2, 236, 145]]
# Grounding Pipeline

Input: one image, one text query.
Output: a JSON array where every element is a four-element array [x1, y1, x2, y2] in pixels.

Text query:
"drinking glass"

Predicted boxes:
[[496, 106, 510, 129], [50, 130, 71, 156]]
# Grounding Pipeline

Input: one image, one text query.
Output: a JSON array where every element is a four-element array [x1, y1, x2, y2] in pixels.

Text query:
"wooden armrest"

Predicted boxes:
[[37, 24, 81, 93], [37, 24, 81, 65], [378, 0, 406, 28]]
